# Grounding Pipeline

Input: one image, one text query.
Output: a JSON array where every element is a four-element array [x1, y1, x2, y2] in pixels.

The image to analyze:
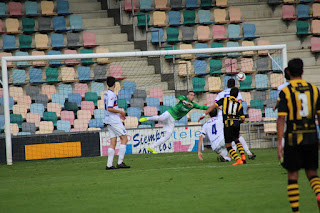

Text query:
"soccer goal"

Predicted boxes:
[[1, 44, 287, 165]]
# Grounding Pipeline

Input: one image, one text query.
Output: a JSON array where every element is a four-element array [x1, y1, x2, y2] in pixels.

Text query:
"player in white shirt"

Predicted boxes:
[[198, 108, 232, 162], [104, 77, 130, 170], [273, 67, 290, 111], [215, 78, 256, 160]]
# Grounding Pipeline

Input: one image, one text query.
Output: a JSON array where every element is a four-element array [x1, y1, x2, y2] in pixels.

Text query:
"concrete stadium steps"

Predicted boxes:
[[82, 17, 115, 28], [69, 2, 101, 12]]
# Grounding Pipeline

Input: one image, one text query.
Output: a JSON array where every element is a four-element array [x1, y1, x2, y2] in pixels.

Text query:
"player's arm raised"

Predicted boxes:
[[198, 100, 222, 122]]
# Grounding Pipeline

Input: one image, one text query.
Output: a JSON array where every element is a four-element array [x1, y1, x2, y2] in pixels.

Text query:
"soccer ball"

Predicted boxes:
[[236, 72, 246, 82]]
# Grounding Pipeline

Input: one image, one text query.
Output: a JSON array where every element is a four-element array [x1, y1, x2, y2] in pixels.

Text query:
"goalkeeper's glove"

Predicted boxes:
[[182, 100, 193, 108]]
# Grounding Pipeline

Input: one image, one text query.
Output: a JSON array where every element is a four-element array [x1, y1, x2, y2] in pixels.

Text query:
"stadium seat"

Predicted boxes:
[[17, 96, 32, 109], [80, 49, 94, 65], [12, 69, 26, 85], [311, 37, 320, 53], [257, 40, 270, 55], [26, 113, 41, 127], [140, 0, 154, 11], [93, 65, 107, 81], [296, 20, 310, 36], [61, 67, 76, 82], [226, 42, 241, 57], [243, 24, 260, 40], [70, 16, 85, 32], [168, 11, 181, 27], [183, 10, 196, 25], [94, 109, 104, 120], [137, 12, 150, 28], [0, 3, 8, 18], [163, 96, 177, 107], [0, 96, 14, 111], [22, 122, 36, 134], [155, 0, 170, 10], [117, 99, 127, 112], [195, 43, 209, 58], [85, 92, 99, 107], [175, 116, 188, 126], [250, 100, 264, 111], [206, 93, 217, 106], [191, 112, 205, 124], [177, 60, 192, 76], [0, 19, 3, 34], [83, 32, 99, 48], [240, 58, 255, 73], [209, 59, 222, 74], [181, 26, 195, 42], [216, 0, 230, 8], [24, 86, 39, 100], [312, 20, 320, 35], [43, 112, 58, 126], [88, 119, 104, 129], [253, 91, 267, 102], [170, 0, 183, 10], [34, 94, 49, 108], [45, 68, 59, 83], [282, 5, 296, 20], [81, 101, 95, 115], [211, 42, 224, 57], [269, 90, 279, 100], [25, 1, 40, 17], [77, 66, 91, 81], [208, 77, 222, 92], [133, 89, 147, 101], [37, 121, 54, 134], [77, 110, 92, 123], [194, 60, 207, 75], [10, 123, 19, 136], [228, 24, 242, 41], [109, 64, 125, 80], [30, 103, 45, 118], [61, 110, 75, 125], [29, 68, 43, 83], [118, 90, 132, 105], [124, 0, 138, 11], [264, 108, 277, 121], [255, 74, 269, 89], [3, 35, 17, 51], [166, 27, 180, 43], [32, 51, 46, 67], [124, 116, 139, 128], [146, 97, 160, 110], [159, 106, 171, 115], [91, 82, 105, 96], [51, 94, 65, 108], [153, 11, 167, 27], [57, 120, 71, 132], [151, 28, 164, 44], [41, 1, 57, 16], [67, 32, 81, 49], [75, 83, 89, 98], [229, 8, 244, 23], [242, 41, 255, 56], [241, 92, 251, 106], [198, 10, 214, 25], [96, 47, 110, 64], [58, 84, 73, 99], [186, 0, 199, 9], [266, 99, 277, 108], [47, 51, 61, 67], [123, 81, 136, 94], [179, 44, 193, 59], [13, 104, 28, 119], [47, 102, 62, 118], [225, 58, 238, 74], [248, 108, 262, 122], [8, 2, 23, 17], [150, 88, 163, 102], [212, 25, 228, 41], [22, 18, 35, 33], [256, 56, 270, 71], [38, 17, 53, 33], [64, 101, 79, 116], [297, 4, 311, 19], [68, 93, 82, 107], [313, 3, 320, 19], [51, 34, 65, 49], [200, 0, 213, 8], [270, 73, 283, 88], [192, 77, 206, 92], [239, 75, 252, 90], [64, 50, 80, 66], [271, 56, 283, 71], [242, 101, 248, 115], [214, 9, 229, 24], [127, 107, 142, 119], [57, 0, 72, 16], [35, 34, 50, 50], [42, 85, 56, 101]]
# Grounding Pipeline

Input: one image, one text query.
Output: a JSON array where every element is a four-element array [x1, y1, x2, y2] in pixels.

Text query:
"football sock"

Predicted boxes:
[[150, 131, 172, 149], [309, 176, 320, 196], [107, 148, 115, 168], [288, 180, 300, 213], [239, 136, 252, 155], [235, 140, 245, 156], [227, 146, 240, 160], [117, 144, 127, 165]]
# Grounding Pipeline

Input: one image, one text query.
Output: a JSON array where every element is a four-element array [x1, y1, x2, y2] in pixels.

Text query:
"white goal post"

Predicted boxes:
[[1, 44, 287, 165]]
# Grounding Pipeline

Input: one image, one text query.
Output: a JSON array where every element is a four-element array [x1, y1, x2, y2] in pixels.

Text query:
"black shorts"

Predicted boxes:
[[224, 126, 240, 144], [282, 144, 318, 171]]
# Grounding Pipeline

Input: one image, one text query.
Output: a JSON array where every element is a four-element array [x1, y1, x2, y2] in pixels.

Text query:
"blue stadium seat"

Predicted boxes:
[[78, 66, 91, 81], [194, 60, 207, 75], [198, 10, 214, 25], [0, 2, 9, 18], [51, 33, 65, 49], [57, 0, 73, 16], [123, 81, 136, 94], [269, 90, 278, 100], [52, 16, 69, 33], [265, 108, 277, 120], [12, 69, 26, 85], [94, 109, 104, 120], [227, 41, 241, 57], [255, 74, 269, 89], [243, 24, 260, 40], [271, 56, 283, 71], [186, 0, 199, 9], [57, 120, 71, 132], [228, 24, 242, 41], [151, 28, 164, 44], [195, 43, 209, 59], [29, 68, 43, 83], [297, 4, 311, 19], [168, 11, 182, 27], [25, 1, 40, 17], [68, 93, 82, 107], [0, 115, 4, 131], [48, 50, 63, 66], [59, 84, 73, 99], [140, 0, 154, 11], [163, 96, 177, 107], [52, 93, 66, 108], [30, 103, 45, 117], [91, 82, 105, 95], [242, 101, 248, 115], [146, 97, 160, 110], [3, 35, 18, 51], [191, 112, 205, 124], [118, 90, 132, 105], [16, 52, 31, 67], [70, 16, 85, 32], [88, 119, 104, 129], [18, 132, 32, 136], [127, 107, 142, 120], [0, 97, 14, 110], [175, 116, 188, 126]]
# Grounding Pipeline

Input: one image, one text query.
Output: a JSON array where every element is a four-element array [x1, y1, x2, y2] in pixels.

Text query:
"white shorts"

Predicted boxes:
[[159, 111, 176, 133], [212, 139, 231, 161], [106, 122, 127, 138]]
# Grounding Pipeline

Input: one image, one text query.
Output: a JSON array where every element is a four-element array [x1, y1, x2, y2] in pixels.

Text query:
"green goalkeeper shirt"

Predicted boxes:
[[167, 95, 209, 120]]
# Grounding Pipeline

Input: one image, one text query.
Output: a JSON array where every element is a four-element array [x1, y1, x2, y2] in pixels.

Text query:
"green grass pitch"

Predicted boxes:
[[0, 148, 318, 213]]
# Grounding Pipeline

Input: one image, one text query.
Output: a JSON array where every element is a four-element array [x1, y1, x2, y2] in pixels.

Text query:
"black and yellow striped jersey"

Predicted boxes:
[[278, 79, 320, 146], [215, 96, 245, 127]]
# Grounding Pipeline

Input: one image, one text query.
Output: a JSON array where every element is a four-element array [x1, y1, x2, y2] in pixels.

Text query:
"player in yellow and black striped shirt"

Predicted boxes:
[[277, 58, 320, 212], [199, 87, 245, 165]]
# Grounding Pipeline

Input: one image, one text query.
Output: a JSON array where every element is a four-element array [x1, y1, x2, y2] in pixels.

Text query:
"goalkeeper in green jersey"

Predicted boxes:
[[139, 91, 209, 154]]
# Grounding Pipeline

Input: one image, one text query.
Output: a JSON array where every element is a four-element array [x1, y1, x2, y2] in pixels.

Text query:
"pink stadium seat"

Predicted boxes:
[[257, 40, 270, 55], [32, 51, 46, 67], [73, 119, 89, 131], [0, 20, 4, 34], [150, 88, 163, 102], [10, 123, 19, 136], [197, 26, 211, 42], [144, 106, 158, 116], [83, 32, 99, 48], [240, 58, 255, 73], [206, 93, 217, 106], [0, 53, 13, 67], [9, 86, 24, 102], [64, 50, 80, 66], [313, 4, 320, 19], [61, 110, 75, 125], [109, 64, 125, 80], [37, 121, 54, 134], [311, 37, 320, 52], [282, 5, 296, 20], [124, 0, 138, 11], [229, 8, 244, 23], [75, 83, 89, 98], [47, 102, 62, 117], [77, 110, 91, 123], [0, 88, 3, 97], [17, 96, 32, 109], [9, 2, 24, 17], [225, 58, 238, 74], [81, 101, 95, 115], [241, 92, 251, 107], [212, 25, 228, 41], [312, 20, 320, 35], [248, 109, 262, 122], [70, 128, 82, 132], [26, 113, 41, 127], [155, 0, 170, 10], [42, 85, 56, 101], [13, 105, 28, 119]]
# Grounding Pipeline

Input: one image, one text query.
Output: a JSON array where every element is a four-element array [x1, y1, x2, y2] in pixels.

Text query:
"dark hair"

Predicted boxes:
[[230, 87, 239, 98], [227, 78, 235, 88], [288, 58, 303, 77], [106, 76, 116, 87], [188, 91, 195, 95], [284, 67, 290, 80], [209, 108, 218, 117]]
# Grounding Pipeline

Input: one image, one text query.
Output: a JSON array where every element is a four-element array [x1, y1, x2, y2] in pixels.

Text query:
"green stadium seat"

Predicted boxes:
[[85, 92, 99, 107], [192, 77, 206, 92], [210, 59, 222, 74], [250, 100, 264, 111], [43, 112, 58, 126], [239, 75, 252, 90], [118, 99, 128, 112], [10, 114, 23, 128], [160, 105, 171, 114], [45, 68, 59, 83], [296, 20, 310, 36]]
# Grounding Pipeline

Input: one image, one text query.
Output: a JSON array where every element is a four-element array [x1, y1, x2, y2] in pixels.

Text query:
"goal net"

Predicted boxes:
[[1, 44, 287, 165]]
